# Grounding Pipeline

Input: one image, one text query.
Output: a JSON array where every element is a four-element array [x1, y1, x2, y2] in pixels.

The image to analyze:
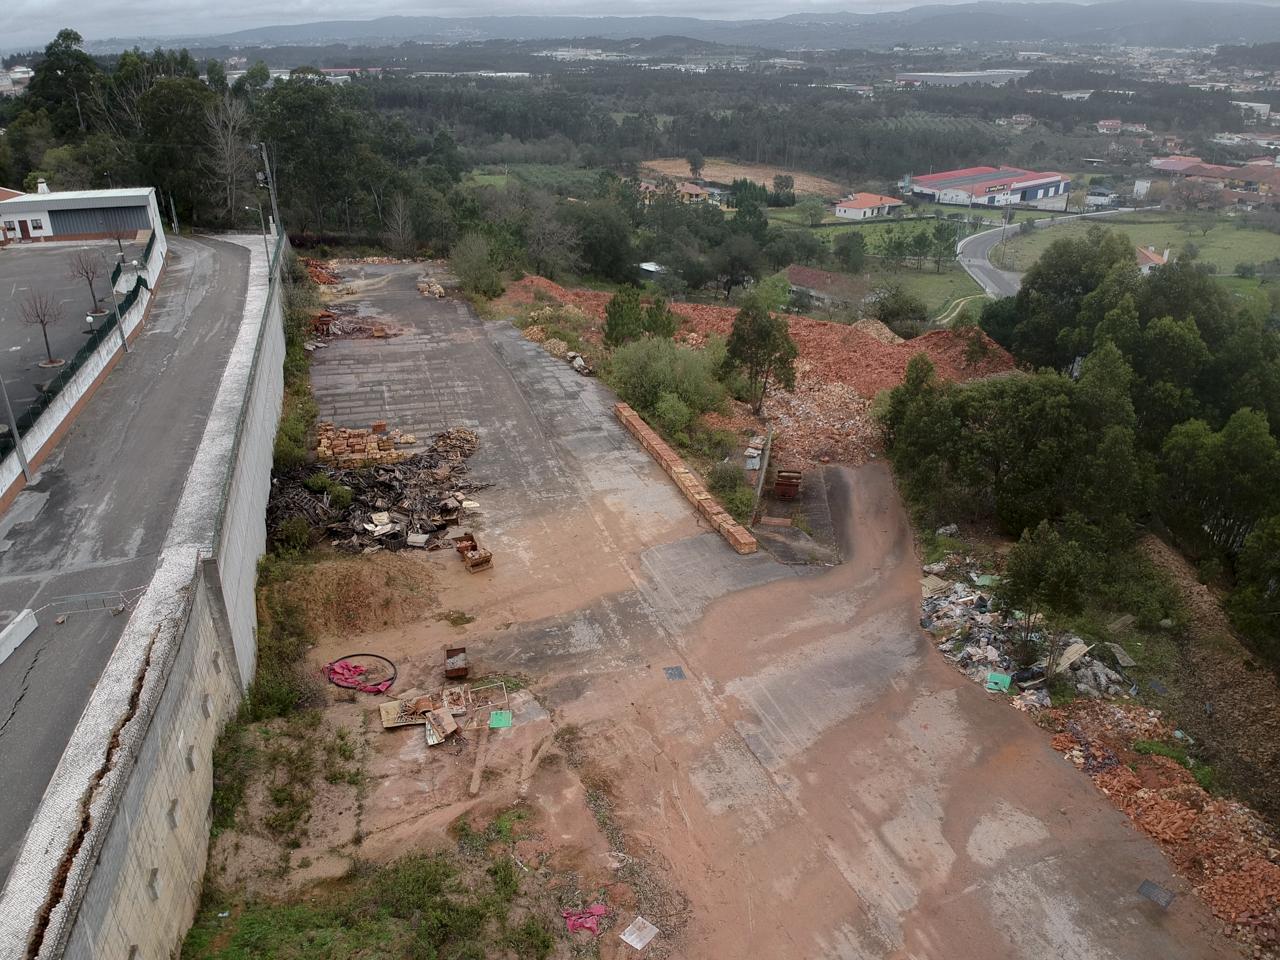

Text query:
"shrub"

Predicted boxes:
[[452, 232, 503, 297], [607, 337, 726, 416], [604, 287, 645, 346], [654, 392, 694, 435]]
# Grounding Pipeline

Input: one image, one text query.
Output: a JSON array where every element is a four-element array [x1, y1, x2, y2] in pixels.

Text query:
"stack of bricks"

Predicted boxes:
[[614, 402, 758, 555], [314, 420, 416, 466]]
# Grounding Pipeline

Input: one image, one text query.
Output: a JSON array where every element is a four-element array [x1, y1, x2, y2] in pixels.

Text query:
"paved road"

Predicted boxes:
[[957, 208, 1133, 297], [0, 236, 248, 886]]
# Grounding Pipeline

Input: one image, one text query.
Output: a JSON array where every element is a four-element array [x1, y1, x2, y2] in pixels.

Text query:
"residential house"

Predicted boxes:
[[1136, 245, 1169, 275], [834, 192, 903, 220], [677, 182, 710, 204], [783, 264, 867, 306]]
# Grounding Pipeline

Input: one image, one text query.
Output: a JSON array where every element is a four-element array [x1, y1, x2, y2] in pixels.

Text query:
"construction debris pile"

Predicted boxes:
[[763, 361, 878, 465], [418, 278, 446, 298], [315, 420, 417, 466], [304, 258, 341, 285], [378, 678, 513, 746], [268, 427, 487, 553], [1045, 701, 1280, 957], [921, 556, 1133, 707], [308, 304, 406, 342]]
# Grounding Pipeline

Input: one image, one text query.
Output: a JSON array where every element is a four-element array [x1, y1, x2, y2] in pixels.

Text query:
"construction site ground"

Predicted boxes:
[[212, 260, 1237, 959]]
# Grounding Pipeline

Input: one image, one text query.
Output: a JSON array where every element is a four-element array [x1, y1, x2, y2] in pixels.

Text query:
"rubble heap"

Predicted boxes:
[[309, 305, 405, 341], [417, 278, 446, 298], [1045, 701, 1280, 957], [269, 427, 487, 553], [304, 258, 341, 285], [315, 420, 418, 466], [922, 560, 1132, 705]]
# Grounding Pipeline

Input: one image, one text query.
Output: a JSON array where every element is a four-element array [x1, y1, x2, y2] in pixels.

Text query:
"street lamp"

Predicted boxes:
[[105, 253, 139, 354], [245, 204, 270, 264]]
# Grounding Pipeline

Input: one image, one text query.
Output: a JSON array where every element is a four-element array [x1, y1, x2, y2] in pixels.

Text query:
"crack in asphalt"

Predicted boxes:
[[0, 632, 52, 741]]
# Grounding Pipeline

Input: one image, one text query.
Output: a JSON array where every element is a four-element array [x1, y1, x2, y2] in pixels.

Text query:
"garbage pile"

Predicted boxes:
[[417, 278, 446, 298], [268, 427, 487, 553], [378, 679, 513, 746], [315, 420, 416, 466], [922, 563, 1135, 706]]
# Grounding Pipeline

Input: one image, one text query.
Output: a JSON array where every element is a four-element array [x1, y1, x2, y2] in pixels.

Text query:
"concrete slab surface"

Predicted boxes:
[[304, 264, 1235, 960]]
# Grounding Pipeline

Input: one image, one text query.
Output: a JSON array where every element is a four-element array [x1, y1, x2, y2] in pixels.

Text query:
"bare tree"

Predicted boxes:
[[21, 292, 64, 367], [66, 249, 104, 312], [383, 193, 415, 257], [202, 92, 255, 220]]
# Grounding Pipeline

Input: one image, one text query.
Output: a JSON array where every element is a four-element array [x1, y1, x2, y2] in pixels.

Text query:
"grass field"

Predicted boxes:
[[873, 263, 985, 320], [466, 163, 604, 197], [990, 212, 1280, 273], [642, 157, 846, 197]]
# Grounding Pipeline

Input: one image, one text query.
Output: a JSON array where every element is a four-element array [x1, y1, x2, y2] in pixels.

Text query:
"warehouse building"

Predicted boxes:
[[901, 165, 1070, 207], [0, 183, 165, 245]]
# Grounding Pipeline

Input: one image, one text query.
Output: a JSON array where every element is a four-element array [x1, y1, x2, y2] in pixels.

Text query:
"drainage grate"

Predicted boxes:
[[663, 666, 686, 681], [1138, 880, 1175, 909]]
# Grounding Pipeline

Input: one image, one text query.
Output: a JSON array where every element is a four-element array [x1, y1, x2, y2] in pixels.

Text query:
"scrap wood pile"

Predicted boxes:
[[304, 258, 341, 285], [269, 427, 487, 553], [377, 679, 513, 746], [922, 552, 1133, 707], [1045, 701, 1280, 956]]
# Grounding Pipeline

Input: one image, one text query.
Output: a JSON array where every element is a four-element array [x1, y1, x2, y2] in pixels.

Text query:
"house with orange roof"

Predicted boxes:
[[1136, 245, 1169, 275], [834, 192, 904, 220]]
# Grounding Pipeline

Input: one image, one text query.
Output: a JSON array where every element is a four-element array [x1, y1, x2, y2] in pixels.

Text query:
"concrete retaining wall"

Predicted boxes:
[[0, 234, 286, 960], [614, 402, 757, 555]]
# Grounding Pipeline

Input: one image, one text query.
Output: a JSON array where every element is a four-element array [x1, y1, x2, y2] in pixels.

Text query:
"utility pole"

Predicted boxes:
[[258, 141, 282, 247]]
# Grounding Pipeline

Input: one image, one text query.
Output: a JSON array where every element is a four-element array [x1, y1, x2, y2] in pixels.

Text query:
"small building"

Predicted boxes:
[[1136, 245, 1169, 275], [902, 165, 1069, 207], [834, 192, 903, 220], [1097, 118, 1122, 134], [0, 183, 166, 246], [1233, 101, 1272, 121], [677, 182, 710, 204]]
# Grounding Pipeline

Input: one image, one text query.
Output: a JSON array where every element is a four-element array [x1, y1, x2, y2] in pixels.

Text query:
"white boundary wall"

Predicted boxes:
[[0, 233, 286, 960]]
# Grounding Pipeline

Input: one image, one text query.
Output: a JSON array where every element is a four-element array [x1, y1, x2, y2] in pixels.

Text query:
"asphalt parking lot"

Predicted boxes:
[[0, 240, 146, 410]]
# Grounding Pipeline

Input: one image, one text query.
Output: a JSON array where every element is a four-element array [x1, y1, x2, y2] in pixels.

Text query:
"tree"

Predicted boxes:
[[930, 220, 957, 273], [710, 234, 763, 299], [796, 197, 826, 228], [1228, 514, 1280, 664], [384, 193, 415, 257], [722, 295, 798, 414], [66, 249, 104, 312], [871, 284, 929, 339], [524, 208, 580, 280], [25, 29, 99, 136], [642, 296, 679, 339], [451, 232, 502, 297], [731, 198, 769, 243], [833, 231, 866, 272], [686, 150, 704, 180], [202, 91, 254, 221], [604, 287, 646, 346], [564, 199, 633, 281], [21, 291, 64, 366], [772, 175, 794, 195], [205, 59, 227, 92], [908, 229, 933, 271], [997, 521, 1086, 668]]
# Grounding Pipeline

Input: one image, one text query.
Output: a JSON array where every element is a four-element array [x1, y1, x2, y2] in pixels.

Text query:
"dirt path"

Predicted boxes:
[[245, 264, 1237, 959]]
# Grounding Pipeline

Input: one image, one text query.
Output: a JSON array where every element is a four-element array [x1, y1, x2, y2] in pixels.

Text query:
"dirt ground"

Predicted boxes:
[[640, 158, 847, 197], [213, 263, 1239, 959]]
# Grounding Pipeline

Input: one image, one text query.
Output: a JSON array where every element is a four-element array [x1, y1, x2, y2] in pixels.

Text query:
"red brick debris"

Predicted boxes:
[[501, 276, 1014, 398], [305, 258, 342, 285], [1046, 700, 1280, 957]]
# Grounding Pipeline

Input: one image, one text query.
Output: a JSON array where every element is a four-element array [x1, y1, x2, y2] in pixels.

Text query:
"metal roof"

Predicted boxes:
[[0, 187, 155, 213]]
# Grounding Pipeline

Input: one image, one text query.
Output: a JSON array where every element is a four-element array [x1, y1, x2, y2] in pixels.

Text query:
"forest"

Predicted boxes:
[[884, 226, 1280, 667]]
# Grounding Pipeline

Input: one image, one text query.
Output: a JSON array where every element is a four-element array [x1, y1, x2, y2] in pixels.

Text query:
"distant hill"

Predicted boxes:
[[86, 2, 1280, 53]]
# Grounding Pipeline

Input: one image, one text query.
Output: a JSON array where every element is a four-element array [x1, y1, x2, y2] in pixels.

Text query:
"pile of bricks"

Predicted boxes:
[[615, 403, 757, 556], [315, 420, 418, 466]]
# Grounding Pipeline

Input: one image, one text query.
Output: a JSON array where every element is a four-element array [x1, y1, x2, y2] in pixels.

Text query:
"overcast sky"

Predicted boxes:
[[2, 0, 1276, 50]]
